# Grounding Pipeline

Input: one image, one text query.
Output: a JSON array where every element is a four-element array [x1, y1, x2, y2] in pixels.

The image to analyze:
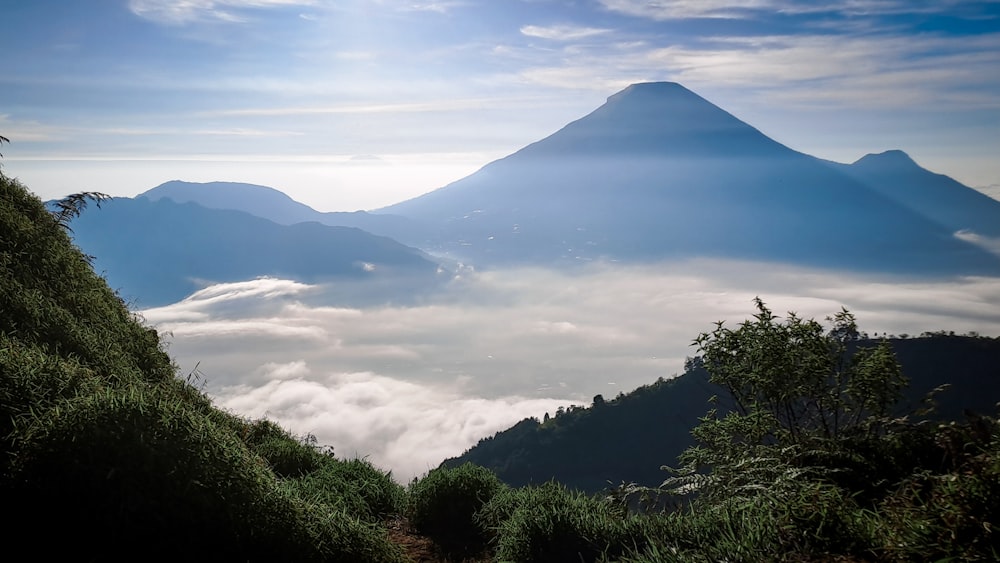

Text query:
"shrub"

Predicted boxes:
[[483, 482, 641, 563], [243, 419, 324, 478], [8, 384, 407, 562], [407, 462, 505, 556], [287, 457, 405, 522], [878, 422, 1000, 562]]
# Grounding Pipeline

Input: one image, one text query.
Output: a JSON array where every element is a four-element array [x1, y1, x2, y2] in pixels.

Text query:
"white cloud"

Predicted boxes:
[[600, 0, 788, 20], [597, 0, 988, 20], [647, 33, 1000, 107], [955, 230, 1000, 258], [366, 0, 468, 14], [398, 1, 468, 13], [520, 24, 614, 41], [508, 30, 1000, 110], [145, 262, 1000, 480], [214, 366, 571, 481], [128, 0, 317, 25]]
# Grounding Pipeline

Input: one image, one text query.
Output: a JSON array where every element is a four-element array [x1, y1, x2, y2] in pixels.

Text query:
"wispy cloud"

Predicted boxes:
[[396, 1, 468, 14], [520, 24, 614, 41], [955, 230, 1000, 258], [646, 33, 1000, 108], [503, 29, 1000, 109], [598, 0, 996, 20], [128, 0, 317, 25]]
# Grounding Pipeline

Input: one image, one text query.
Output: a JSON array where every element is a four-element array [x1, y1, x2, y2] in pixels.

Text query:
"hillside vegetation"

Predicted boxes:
[[1, 174, 408, 561], [2, 171, 998, 562], [446, 333, 1000, 493]]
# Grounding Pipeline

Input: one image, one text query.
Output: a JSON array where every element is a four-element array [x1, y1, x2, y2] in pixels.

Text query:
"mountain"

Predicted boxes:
[[830, 150, 1000, 239], [68, 196, 442, 306], [140, 180, 419, 242], [444, 335, 1000, 493], [379, 82, 1000, 274]]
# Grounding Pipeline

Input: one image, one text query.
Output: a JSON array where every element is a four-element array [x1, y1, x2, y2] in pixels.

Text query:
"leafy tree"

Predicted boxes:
[[667, 298, 907, 499], [50, 191, 111, 231], [0, 134, 8, 171]]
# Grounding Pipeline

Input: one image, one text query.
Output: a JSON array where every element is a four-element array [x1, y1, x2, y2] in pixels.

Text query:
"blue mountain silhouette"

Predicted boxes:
[[69, 197, 441, 307], [379, 82, 1000, 274]]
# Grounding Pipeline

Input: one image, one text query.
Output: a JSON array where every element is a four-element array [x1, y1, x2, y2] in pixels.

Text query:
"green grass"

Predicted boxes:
[[0, 174, 406, 562]]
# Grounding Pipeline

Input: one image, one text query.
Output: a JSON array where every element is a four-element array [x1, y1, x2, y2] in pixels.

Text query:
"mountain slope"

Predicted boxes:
[[379, 82, 999, 274], [444, 335, 1000, 493], [69, 196, 442, 306], [831, 150, 1000, 238]]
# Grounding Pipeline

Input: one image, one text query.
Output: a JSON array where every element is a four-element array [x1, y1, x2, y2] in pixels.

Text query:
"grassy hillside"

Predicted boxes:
[[1, 174, 407, 561]]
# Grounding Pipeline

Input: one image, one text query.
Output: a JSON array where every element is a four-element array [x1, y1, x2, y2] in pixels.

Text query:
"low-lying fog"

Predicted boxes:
[[141, 260, 1000, 482]]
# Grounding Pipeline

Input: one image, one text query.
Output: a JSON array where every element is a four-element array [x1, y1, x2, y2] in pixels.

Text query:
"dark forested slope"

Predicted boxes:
[[445, 334, 1000, 493]]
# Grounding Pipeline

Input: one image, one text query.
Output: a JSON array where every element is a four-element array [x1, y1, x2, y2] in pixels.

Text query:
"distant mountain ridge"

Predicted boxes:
[[69, 197, 442, 306], [140, 180, 419, 242]]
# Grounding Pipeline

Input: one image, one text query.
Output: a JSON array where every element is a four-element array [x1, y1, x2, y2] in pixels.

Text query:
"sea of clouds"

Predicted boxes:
[[141, 260, 1000, 482]]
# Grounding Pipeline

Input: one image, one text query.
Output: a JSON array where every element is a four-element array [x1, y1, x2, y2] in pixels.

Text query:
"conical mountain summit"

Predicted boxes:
[[381, 82, 1000, 275]]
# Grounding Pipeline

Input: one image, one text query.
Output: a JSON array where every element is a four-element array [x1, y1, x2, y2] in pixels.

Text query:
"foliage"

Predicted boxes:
[[694, 298, 905, 445], [640, 299, 1000, 561], [407, 462, 506, 556], [480, 481, 653, 563], [49, 191, 111, 232], [243, 418, 325, 478], [286, 457, 405, 523], [876, 416, 1000, 561], [670, 298, 908, 501]]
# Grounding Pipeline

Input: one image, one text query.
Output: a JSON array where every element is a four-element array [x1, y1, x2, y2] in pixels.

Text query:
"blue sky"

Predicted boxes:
[[4, 0, 999, 210]]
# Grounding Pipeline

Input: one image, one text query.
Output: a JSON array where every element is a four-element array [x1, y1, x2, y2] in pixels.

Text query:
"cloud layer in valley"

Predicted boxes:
[[142, 262, 1000, 481]]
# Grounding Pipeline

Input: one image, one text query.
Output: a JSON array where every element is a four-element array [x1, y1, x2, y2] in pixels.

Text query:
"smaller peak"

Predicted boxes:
[[852, 150, 916, 167]]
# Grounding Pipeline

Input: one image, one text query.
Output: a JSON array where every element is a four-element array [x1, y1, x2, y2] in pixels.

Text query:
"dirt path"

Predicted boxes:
[[385, 516, 492, 563]]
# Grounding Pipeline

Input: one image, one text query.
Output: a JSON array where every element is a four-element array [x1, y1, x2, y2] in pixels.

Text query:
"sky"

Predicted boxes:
[[3, 0, 1000, 210]]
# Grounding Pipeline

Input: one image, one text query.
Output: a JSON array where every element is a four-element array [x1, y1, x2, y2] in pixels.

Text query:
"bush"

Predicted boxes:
[[244, 419, 324, 478], [407, 462, 505, 556], [482, 482, 642, 563], [877, 422, 1000, 561], [287, 457, 405, 523]]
